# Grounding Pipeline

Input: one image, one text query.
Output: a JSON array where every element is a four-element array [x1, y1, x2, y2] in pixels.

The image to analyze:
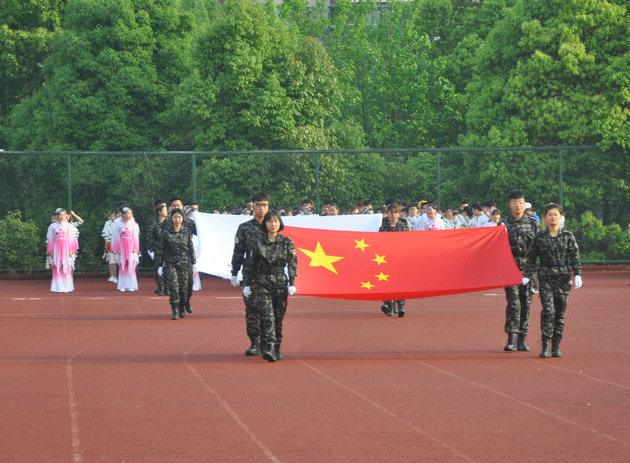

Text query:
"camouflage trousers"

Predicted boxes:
[[538, 276, 572, 340], [256, 286, 288, 344], [242, 284, 261, 339], [164, 262, 192, 310], [153, 259, 165, 292], [504, 281, 533, 335]]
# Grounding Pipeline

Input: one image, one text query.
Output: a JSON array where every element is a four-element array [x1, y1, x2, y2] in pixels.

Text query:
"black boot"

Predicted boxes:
[[552, 338, 562, 357], [517, 334, 530, 351], [262, 341, 276, 362], [381, 303, 388, 314], [504, 333, 517, 351], [171, 305, 179, 320], [245, 337, 261, 356], [274, 342, 283, 361], [397, 301, 405, 318], [540, 337, 551, 358], [184, 302, 193, 313], [386, 301, 395, 317], [179, 305, 186, 318]]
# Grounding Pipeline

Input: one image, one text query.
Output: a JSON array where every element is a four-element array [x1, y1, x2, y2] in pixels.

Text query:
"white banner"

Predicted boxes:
[[194, 212, 383, 278]]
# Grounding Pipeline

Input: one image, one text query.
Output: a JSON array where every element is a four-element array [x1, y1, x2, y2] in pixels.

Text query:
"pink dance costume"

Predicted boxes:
[[111, 219, 140, 292], [47, 222, 79, 293]]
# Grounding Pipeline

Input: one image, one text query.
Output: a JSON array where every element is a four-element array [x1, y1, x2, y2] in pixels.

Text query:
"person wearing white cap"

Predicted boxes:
[[524, 202, 541, 224]]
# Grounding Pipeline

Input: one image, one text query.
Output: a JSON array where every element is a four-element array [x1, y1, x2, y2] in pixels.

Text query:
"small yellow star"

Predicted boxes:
[[372, 254, 387, 266], [375, 272, 389, 281], [354, 238, 369, 252], [298, 242, 344, 274], [360, 281, 375, 290]]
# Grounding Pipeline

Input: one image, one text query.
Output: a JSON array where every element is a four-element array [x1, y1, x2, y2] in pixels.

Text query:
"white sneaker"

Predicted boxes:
[[109, 277, 118, 284]]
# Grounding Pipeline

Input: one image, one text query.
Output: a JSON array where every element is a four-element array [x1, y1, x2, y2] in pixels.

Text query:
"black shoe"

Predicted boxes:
[[185, 303, 193, 313], [540, 338, 551, 358], [245, 339, 261, 356], [504, 333, 517, 351], [262, 342, 276, 362], [517, 334, 530, 351], [179, 308, 186, 318], [381, 304, 388, 314], [275, 342, 283, 361], [552, 339, 562, 357], [171, 313, 179, 320], [398, 309, 405, 318], [154, 288, 161, 294]]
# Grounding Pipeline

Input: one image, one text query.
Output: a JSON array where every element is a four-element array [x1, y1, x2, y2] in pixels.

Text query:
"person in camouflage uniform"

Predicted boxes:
[[145, 202, 167, 295], [156, 209, 196, 320], [501, 190, 541, 352], [243, 210, 297, 362], [230, 192, 270, 356], [524, 203, 582, 358], [379, 202, 410, 317], [161, 196, 197, 236]]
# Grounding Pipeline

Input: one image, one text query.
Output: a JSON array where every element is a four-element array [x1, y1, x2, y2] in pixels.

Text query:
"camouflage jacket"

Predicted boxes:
[[230, 218, 264, 276], [145, 217, 164, 252], [243, 234, 297, 289], [155, 223, 195, 267], [501, 214, 541, 268], [525, 229, 582, 279], [379, 219, 410, 232]]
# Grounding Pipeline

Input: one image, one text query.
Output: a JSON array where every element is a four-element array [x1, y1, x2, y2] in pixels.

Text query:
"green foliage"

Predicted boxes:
[[567, 211, 630, 262], [0, 211, 41, 272], [6, 0, 193, 150]]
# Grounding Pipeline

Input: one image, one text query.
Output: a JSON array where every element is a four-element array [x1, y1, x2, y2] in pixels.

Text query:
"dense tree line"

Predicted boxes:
[[0, 0, 628, 269]]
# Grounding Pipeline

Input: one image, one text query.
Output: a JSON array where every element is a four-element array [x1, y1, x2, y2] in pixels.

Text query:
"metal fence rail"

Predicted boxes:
[[1, 145, 628, 272]]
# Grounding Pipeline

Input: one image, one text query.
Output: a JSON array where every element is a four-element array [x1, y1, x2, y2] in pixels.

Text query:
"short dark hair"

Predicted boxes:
[[154, 199, 165, 207], [170, 208, 185, 219], [544, 203, 564, 216], [388, 202, 403, 213], [471, 202, 482, 212], [169, 196, 183, 205], [508, 190, 524, 200], [155, 203, 166, 215], [251, 192, 270, 203], [261, 210, 284, 232]]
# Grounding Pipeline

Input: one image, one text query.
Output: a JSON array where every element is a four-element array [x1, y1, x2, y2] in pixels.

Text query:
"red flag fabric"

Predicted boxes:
[[281, 225, 523, 300]]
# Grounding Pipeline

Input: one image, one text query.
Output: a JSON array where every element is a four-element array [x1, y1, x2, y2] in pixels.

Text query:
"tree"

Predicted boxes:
[[0, 0, 65, 147], [7, 0, 193, 150]]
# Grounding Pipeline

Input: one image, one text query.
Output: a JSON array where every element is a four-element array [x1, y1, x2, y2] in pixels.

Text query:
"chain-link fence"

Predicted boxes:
[[1, 146, 628, 272]]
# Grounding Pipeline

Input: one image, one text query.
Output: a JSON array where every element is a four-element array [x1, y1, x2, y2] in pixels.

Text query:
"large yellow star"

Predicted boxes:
[[354, 238, 369, 252], [361, 281, 375, 290], [375, 272, 389, 281], [298, 242, 344, 274], [372, 254, 387, 266]]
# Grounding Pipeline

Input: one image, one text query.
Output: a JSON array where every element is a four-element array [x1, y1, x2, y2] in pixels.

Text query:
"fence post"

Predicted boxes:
[[191, 153, 197, 203], [66, 154, 72, 210], [436, 151, 441, 208], [315, 152, 320, 213], [558, 150, 564, 207]]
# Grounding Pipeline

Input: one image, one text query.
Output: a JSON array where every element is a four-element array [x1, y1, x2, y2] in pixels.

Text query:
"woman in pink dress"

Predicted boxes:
[[46, 209, 79, 293], [111, 206, 140, 292]]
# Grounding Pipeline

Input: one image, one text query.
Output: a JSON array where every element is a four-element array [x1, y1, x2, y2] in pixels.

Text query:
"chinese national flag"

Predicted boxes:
[[280, 225, 522, 300]]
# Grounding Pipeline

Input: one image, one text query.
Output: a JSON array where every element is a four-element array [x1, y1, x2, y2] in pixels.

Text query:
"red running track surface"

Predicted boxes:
[[1, 272, 629, 462]]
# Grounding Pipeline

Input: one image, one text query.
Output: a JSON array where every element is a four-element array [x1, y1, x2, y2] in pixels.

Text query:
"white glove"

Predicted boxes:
[[242, 286, 251, 298], [574, 275, 582, 290], [157, 267, 163, 276], [147, 250, 154, 260], [230, 275, 239, 287], [288, 285, 297, 296], [521, 277, 530, 286], [192, 264, 197, 273]]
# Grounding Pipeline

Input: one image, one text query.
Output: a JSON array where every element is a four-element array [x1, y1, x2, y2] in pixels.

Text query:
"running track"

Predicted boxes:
[[1, 271, 629, 462]]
